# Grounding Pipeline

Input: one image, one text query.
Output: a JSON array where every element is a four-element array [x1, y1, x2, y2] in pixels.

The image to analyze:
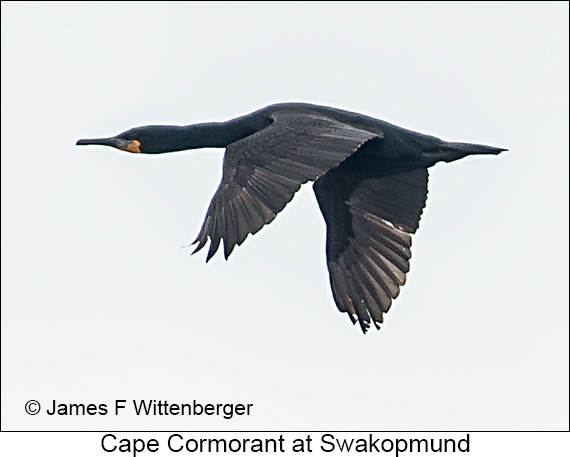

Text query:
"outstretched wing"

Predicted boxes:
[[314, 162, 429, 333], [192, 110, 381, 260]]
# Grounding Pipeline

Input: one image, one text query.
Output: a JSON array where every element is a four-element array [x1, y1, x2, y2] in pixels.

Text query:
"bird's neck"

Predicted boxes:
[[176, 122, 241, 150], [156, 114, 271, 153]]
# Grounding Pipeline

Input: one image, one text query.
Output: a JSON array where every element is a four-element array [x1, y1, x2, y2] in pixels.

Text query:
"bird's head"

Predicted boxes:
[[76, 125, 185, 154]]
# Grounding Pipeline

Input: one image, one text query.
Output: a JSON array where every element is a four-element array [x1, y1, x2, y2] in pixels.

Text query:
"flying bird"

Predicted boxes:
[[77, 103, 505, 333]]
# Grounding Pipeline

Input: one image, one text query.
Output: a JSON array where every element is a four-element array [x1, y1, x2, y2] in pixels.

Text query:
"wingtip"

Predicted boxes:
[[191, 242, 204, 256], [223, 241, 235, 261], [205, 238, 221, 262], [359, 320, 371, 334]]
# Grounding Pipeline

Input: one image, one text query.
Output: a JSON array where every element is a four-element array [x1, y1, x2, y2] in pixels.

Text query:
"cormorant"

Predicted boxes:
[[77, 103, 505, 333]]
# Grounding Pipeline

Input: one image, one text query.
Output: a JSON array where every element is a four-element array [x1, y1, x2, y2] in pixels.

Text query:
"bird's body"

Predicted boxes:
[[77, 103, 505, 333]]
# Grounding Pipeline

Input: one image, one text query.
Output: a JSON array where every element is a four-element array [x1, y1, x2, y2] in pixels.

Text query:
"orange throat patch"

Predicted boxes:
[[120, 140, 141, 153]]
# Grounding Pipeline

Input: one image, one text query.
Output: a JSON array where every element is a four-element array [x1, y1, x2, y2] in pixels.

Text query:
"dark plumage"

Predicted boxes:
[[77, 102, 505, 333]]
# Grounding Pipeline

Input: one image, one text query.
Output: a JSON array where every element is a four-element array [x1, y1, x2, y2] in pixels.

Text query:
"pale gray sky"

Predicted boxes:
[[2, 1, 568, 436]]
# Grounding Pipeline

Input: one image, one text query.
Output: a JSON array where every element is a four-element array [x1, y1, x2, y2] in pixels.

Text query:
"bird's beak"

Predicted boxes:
[[77, 137, 122, 147], [76, 137, 141, 153]]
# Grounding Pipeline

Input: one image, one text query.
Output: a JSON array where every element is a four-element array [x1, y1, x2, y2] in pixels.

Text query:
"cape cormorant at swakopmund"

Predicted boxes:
[[77, 102, 505, 333]]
